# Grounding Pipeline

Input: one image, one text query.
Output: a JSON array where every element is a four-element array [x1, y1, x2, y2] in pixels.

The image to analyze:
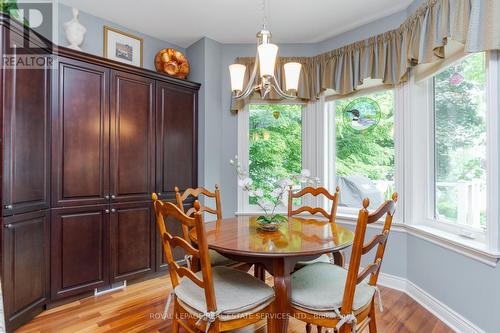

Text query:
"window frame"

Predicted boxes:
[[236, 100, 307, 215], [414, 51, 499, 247]]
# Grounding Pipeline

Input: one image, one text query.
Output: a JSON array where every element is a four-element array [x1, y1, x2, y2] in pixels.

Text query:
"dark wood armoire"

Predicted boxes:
[[0, 14, 199, 332]]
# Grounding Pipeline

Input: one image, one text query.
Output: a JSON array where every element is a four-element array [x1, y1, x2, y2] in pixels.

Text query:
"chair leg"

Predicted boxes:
[[253, 264, 260, 278], [267, 306, 274, 333], [332, 251, 345, 267], [253, 264, 266, 281], [208, 323, 220, 333], [369, 299, 378, 333], [260, 266, 266, 281], [172, 307, 179, 333], [306, 323, 312, 333]]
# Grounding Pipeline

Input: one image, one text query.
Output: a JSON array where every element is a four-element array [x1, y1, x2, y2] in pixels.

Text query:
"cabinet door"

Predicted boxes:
[[110, 71, 155, 203], [110, 202, 155, 282], [156, 82, 197, 199], [155, 201, 190, 271], [51, 206, 109, 300], [52, 57, 110, 208], [2, 211, 49, 331], [2, 29, 50, 216]]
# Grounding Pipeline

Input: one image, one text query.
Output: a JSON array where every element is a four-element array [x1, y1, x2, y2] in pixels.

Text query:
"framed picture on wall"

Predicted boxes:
[[103, 26, 143, 67]]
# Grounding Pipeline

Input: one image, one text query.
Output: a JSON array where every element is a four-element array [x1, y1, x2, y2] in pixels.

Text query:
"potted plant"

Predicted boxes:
[[230, 156, 319, 231]]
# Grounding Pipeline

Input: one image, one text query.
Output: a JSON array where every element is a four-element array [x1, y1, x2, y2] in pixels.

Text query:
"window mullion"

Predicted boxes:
[[486, 51, 499, 250]]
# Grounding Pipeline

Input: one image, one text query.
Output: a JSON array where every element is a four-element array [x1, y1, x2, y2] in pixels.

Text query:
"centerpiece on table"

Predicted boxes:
[[230, 156, 319, 231]]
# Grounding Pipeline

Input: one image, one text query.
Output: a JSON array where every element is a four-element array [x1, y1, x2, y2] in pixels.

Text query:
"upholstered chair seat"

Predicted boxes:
[[296, 253, 331, 266], [209, 250, 236, 266], [291, 263, 375, 315], [175, 266, 274, 318]]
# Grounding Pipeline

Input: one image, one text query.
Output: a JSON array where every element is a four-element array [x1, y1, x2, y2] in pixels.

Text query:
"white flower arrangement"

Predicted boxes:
[[230, 155, 320, 223]]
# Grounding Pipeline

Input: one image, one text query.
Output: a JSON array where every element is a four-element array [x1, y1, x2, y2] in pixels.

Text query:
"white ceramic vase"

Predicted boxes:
[[64, 8, 86, 51]]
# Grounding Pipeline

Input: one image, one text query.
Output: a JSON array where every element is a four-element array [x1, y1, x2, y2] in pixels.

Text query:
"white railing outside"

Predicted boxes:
[[436, 181, 486, 229]]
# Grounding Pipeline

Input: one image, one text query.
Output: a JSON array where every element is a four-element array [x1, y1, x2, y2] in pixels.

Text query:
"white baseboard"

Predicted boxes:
[[378, 272, 484, 333]]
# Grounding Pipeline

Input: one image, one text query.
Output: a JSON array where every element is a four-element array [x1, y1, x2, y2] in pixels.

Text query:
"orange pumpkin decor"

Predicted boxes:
[[154, 48, 190, 79]]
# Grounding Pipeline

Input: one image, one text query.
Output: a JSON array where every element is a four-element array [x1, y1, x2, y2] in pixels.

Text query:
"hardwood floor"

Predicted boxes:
[[17, 273, 453, 333]]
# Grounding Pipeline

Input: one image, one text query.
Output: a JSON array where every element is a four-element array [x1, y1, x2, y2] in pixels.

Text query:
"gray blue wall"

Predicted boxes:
[[56, 3, 184, 71], [186, 37, 223, 191]]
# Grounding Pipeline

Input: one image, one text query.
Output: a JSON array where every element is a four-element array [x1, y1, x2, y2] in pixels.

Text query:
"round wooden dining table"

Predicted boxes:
[[190, 215, 354, 333]]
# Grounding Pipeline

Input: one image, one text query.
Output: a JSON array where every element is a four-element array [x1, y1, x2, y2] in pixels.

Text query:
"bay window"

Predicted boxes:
[[235, 51, 499, 260]]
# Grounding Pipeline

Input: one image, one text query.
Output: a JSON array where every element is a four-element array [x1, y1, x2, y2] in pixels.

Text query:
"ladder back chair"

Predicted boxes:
[[175, 185, 251, 271], [175, 185, 222, 225], [289, 193, 398, 333], [152, 193, 274, 333], [288, 186, 343, 267]]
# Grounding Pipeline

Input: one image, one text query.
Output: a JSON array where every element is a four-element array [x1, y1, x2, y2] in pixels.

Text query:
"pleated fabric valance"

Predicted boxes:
[[231, 0, 500, 111]]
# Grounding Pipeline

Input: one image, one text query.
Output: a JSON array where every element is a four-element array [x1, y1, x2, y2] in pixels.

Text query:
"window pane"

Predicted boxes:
[[248, 104, 302, 204], [335, 90, 395, 208], [434, 53, 487, 229]]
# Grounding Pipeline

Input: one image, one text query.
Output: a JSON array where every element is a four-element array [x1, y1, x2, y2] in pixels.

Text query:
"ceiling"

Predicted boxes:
[[59, 0, 413, 48]]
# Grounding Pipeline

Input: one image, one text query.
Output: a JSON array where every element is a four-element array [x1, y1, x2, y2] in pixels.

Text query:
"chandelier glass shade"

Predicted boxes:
[[229, 26, 302, 100], [257, 43, 278, 77]]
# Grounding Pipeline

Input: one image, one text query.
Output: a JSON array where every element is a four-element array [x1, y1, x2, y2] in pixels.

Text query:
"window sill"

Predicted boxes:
[[336, 214, 500, 267], [405, 224, 500, 267], [235, 211, 288, 216]]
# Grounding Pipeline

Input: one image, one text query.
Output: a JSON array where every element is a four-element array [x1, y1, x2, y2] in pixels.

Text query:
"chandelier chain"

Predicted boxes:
[[261, 0, 268, 29]]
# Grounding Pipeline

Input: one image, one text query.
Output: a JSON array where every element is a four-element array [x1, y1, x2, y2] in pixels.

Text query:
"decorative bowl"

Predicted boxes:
[[256, 214, 287, 232], [154, 48, 190, 79]]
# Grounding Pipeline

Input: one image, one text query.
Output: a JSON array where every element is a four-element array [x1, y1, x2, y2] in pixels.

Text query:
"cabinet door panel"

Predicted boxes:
[[2, 29, 50, 216], [2, 211, 49, 331], [52, 57, 110, 207], [51, 206, 109, 300], [110, 202, 154, 281], [110, 71, 154, 202], [156, 82, 197, 198]]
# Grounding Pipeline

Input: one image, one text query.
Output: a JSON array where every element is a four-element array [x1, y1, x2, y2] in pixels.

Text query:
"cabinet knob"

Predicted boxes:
[[4, 224, 12, 229], [111, 195, 116, 199], [105, 209, 110, 213], [105, 195, 110, 199], [111, 208, 116, 213], [5, 204, 13, 210]]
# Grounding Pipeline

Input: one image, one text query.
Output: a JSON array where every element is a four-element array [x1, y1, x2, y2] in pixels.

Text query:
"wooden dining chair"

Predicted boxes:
[[152, 193, 275, 333], [289, 193, 398, 333], [175, 185, 252, 272], [288, 186, 344, 267]]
